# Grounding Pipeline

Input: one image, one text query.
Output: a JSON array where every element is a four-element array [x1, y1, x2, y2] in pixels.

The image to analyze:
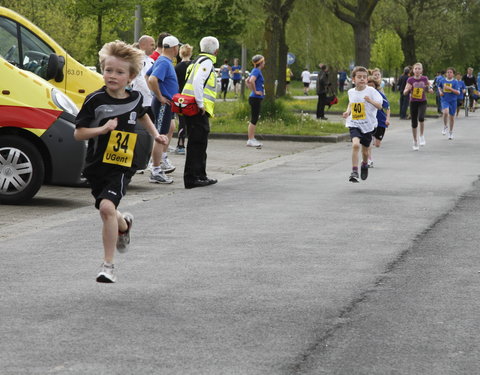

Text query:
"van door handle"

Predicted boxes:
[[78, 89, 85, 93], [2, 90, 10, 95]]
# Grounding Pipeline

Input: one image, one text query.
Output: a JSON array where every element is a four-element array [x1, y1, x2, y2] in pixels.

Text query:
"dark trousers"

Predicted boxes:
[[399, 94, 409, 118], [184, 113, 209, 186], [316, 93, 327, 118], [177, 115, 186, 147]]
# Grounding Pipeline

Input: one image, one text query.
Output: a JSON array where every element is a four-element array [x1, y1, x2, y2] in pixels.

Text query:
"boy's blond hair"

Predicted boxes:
[[99, 40, 144, 77], [352, 66, 368, 78], [179, 44, 193, 59]]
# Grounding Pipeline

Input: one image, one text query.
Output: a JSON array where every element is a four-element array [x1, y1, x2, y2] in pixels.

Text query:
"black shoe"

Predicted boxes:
[[200, 177, 217, 185], [185, 178, 214, 189], [319, 117, 328, 120], [360, 164, 368, 180]]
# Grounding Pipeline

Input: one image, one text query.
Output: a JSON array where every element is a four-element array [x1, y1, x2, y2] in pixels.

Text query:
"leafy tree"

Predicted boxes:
[[286, 0, 353, 74], [370, 30, 404, 76], [323, 0, 379, 67]]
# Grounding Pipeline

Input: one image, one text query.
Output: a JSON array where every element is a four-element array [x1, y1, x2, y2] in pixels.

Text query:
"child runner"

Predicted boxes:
[[342, 66, 383, 183], [367, 76, 390, 168], [403, 62, 433, 150], [438, 67, 460, 139], [231, 58, 242, 99], [455, 72, 466, 117], [74, 40, 168, 283]]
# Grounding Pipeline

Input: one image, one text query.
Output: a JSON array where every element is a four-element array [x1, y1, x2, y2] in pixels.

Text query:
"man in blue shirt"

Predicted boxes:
[[147, 35, 180, 184]]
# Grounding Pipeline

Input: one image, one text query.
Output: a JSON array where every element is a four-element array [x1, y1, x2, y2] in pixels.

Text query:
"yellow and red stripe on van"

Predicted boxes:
[[0, 105, 62, 137]]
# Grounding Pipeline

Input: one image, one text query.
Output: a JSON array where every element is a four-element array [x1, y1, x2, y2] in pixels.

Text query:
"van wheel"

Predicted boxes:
[[0, 136, 45, 204]]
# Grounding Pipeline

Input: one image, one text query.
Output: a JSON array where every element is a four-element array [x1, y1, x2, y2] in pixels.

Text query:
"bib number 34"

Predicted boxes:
[[103, 130, 137, 168]]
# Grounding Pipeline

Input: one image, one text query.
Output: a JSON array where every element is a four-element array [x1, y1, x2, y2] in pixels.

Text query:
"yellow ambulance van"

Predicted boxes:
[[0, 6, 103, 107], [0, 7, 153, 203], [0, 56, 86, 204]]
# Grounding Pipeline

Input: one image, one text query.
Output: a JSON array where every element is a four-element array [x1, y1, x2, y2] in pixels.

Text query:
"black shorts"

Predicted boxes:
[[152, 100, 173, 134], [249, 96, 263, 125], [84, 167, 134, 209], [303, 82, 310, 88], [349, 127, 373, 147], [233, 79, 241, 86], [457, 99, 464, 107], [373, 126, 386, 140]]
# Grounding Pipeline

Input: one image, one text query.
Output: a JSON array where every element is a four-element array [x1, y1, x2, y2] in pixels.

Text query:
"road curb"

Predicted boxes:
[[208, 132, 350, 143]]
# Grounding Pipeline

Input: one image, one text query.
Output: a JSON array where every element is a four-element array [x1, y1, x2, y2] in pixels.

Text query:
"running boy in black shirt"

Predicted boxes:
[[75, 40, 168, 283]]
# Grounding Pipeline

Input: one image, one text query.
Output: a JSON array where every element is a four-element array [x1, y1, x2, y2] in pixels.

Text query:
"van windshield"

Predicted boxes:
[[0, 16, 54, 80]]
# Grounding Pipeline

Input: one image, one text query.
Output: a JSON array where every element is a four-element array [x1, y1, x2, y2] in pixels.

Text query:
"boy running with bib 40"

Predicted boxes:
[[343, 66, 383, 183], [75, 40, 168, 283]]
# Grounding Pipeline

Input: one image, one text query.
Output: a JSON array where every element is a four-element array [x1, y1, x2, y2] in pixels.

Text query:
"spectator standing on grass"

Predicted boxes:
[[74, 41, 168, 283], [182, 36, 219, 189], [245, 55, 266, 148], [174, 43, 193, 155], [397, 67, 410, 119], [316, 63, 329, 120], [338, 69, 347, 92], [301, 68, 311, 95]]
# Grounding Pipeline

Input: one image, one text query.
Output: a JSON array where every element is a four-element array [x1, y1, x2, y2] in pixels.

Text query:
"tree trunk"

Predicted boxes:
[[400, 28, 416, 66], [263, 2, 281, 101], [353, 21, 371, 67], [96, 13, 103, 71], [277, 25, 288, 97]]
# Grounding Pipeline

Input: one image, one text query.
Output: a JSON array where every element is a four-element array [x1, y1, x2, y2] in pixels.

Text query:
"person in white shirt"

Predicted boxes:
[[131, 35, 155, 110], [301, 68, 311, 95], [342, 66, 383, 183]]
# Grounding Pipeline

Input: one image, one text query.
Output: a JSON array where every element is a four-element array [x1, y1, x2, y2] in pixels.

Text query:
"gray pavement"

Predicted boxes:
[[2, 112, 480, 374]]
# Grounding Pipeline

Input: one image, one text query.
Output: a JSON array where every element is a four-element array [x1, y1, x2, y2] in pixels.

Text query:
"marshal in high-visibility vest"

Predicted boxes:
[[181, 53, 217, 117]]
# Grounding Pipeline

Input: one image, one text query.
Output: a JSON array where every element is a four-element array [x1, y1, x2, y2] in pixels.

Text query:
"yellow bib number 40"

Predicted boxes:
[[103, 130, 137, 168], [352, 102, 366, 120]]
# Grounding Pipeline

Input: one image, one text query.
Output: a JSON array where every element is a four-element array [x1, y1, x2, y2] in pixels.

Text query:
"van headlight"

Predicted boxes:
[[51, 88, 79, 116]]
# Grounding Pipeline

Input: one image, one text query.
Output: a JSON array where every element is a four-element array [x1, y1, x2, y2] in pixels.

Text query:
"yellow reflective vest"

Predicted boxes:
[[182, 53, 217, 117]]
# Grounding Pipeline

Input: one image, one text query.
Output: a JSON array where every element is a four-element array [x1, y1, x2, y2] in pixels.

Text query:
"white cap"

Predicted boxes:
[[163, 36, 181, 48]]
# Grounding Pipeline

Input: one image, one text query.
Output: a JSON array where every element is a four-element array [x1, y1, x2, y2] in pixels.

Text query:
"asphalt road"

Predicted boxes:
[[2, 112, 480, 374]]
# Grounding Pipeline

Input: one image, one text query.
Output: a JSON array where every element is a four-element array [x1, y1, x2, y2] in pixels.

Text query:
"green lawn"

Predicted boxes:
[[211, 81, 441, 137]]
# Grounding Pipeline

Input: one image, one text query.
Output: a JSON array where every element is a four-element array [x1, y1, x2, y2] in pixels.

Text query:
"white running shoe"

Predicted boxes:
[[442, 126, 448, 135], [96, 263, 116, 283], [367, 159, 374, 168], [246, 138, 263, 147], [419, 135, 426, 146], [412, 141, 419, 151], [117, 212, 133, 253], [161, 157, 175, 174], [149, 170, 173, 184], [448, 132, 454, 140]]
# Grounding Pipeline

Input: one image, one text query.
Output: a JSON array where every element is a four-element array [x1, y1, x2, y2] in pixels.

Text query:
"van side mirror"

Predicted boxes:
[[46, 53, 65, 82]]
